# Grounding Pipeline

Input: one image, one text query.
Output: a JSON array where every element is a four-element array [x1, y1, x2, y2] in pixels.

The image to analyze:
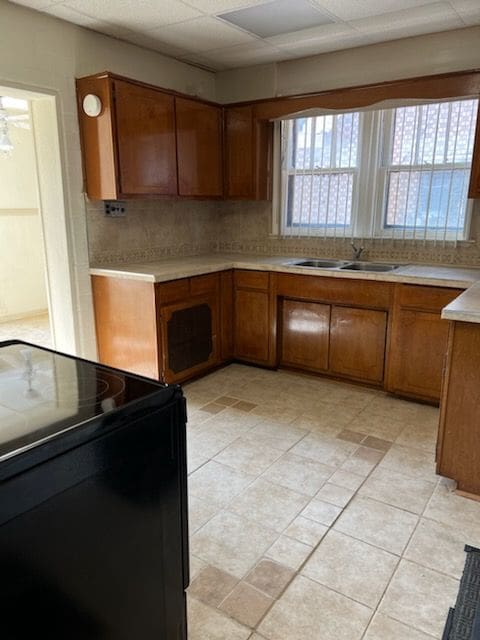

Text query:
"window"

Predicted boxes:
[[279, 98, 479, 241]]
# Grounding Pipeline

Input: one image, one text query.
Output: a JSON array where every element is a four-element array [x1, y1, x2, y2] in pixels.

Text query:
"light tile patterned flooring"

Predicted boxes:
[[0, 313, 52, 348], [183, 364, 480, 640]]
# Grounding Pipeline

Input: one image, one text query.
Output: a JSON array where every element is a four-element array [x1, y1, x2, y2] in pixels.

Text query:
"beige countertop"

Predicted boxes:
[[89, 253, 480, 323], [441, 281, 480, 323]]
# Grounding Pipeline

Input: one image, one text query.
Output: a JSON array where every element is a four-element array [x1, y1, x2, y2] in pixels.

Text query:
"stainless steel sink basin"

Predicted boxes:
[[340, 262, 400, 272], [290, 259, 350, 269]]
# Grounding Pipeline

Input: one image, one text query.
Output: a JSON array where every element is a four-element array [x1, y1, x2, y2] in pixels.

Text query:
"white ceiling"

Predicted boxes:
[[10, 0, 480, 71]]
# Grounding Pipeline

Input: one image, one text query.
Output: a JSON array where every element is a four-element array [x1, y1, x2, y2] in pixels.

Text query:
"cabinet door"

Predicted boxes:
[[388, 308, 449, 402], [234, 288, 270, 364], [224, 105, 272, 200], [386, 285, 463, 402], [160, 295, 219, 383], [224, 106, 254, 198], [330, 306, 387, 383], [114, 80, 177, 195], [281, 300, 330, 372], [176, 97, 223, 197]]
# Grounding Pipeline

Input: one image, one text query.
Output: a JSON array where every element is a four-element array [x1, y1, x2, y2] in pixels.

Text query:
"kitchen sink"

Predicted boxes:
[[286, 258, 402, 272], [289, 259, 350, 269], [340, 262, 400, 272]]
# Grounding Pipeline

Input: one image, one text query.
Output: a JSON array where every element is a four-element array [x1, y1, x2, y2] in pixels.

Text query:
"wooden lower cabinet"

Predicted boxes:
[[437, 321, 480, 496], [386, 285, 462, 403], [330, 306, 387, 383], [234, 289, 270, 364], [159, 293, 219, 383], [281, 300, 330, 372], [91, 275, 160, 379], [92, 273, 223, 384], [233, 270, 276, 366], [92, 269, 464, 393]]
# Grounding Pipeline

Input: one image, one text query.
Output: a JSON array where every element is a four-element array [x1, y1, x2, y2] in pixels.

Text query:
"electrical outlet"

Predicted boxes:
[[104, 201, 127, 217]]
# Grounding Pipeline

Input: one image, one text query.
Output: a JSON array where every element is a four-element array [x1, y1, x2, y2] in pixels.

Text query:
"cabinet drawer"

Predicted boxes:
[[156, 279, 190, 305], [277, 274, 392, 309], [190, 273, 219, 296], [396, 284, 462, 312], [234, 270, 269, 291]]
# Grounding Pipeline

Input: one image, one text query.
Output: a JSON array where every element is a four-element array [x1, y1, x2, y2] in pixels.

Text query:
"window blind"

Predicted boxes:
[[279, 97, 479, 245]]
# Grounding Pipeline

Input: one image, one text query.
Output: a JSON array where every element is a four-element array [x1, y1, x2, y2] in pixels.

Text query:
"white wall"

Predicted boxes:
[[216, 26, 480, 103], [0, 0, 215, 359], [0, 118, 48, 320]]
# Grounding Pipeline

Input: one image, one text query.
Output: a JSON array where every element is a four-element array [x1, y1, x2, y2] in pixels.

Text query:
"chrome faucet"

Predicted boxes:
[[351, 242, 364, 261]]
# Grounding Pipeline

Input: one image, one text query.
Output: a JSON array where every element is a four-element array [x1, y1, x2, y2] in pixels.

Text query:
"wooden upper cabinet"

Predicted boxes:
[[386, 284, 463, 403], [76, 75, 118, 200], [224, 106, 254, 198], [468, 101, 480, 198], [114, 80, 177, 196], [76, 74, 177, 199], [224, 105, 272, 200], [175, 97, 223, 197]]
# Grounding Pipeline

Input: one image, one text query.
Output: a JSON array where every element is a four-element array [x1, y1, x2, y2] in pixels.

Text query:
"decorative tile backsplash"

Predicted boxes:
[[87, 197, 480, 267], [86, 198, 218, 265], [216, 201, 480, 267]]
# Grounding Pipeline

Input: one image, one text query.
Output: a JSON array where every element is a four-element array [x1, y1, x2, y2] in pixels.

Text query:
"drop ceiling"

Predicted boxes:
[[10, 0, 480, 71]]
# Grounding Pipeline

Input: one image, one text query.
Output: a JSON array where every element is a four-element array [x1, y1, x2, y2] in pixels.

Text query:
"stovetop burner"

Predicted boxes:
[[0, 341, 166, 462]]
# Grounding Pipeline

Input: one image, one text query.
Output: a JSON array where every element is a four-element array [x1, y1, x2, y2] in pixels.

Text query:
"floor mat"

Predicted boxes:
[[443, 545, 480, 640]]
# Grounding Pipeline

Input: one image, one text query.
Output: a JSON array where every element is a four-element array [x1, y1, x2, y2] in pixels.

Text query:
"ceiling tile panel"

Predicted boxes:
[[9, 0, 479, 70], [449, 0, 480, 25], [183, 0, 271, 14], [145, 16, 257, 52], [119, 31, 189, 57], [350, 2, 464, 36], [201, 40, 292, 67], [63, 0, 203, 30], [12, 0, 62, 8], [179, 52, 231, 71], [272, 30, 371, 57], [267, 21, 357, 46], [43, 4, 130, 33], [312, 0, 446, 21]]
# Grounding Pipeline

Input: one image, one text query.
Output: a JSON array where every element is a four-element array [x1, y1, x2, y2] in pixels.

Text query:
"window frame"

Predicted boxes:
[[275, 97, 478, 242], [279, 114, 361, 238]]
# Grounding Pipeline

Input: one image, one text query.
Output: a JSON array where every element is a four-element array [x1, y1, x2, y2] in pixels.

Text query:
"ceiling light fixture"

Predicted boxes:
[[0, 99, 13, 156], [0, 96, 30, 156]]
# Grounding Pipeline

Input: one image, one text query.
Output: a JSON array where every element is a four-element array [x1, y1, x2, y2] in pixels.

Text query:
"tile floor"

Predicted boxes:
[[183, 364, 480, 640], [0, 313, 52, 348]]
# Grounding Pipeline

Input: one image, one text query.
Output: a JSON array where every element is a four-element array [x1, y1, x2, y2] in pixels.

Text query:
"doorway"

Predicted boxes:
[[0, 83, 78, 354], [0, 93, 51, 347]]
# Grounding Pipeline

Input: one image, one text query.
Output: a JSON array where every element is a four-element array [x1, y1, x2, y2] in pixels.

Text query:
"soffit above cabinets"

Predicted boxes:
[[9, 0, 480, 71]]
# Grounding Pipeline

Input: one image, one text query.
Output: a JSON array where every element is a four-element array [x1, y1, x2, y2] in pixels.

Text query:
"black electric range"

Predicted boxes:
[[0, 340, 189, 640]]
